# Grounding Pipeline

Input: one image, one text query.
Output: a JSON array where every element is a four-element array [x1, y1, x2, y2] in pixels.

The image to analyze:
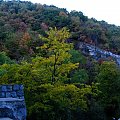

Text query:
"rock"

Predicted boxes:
[[6, 86, 12, 92], [13, 85, 20, 91], [17, 91, 24, 97], [0, 92, 5, 98], [1, 86, 7, 92]]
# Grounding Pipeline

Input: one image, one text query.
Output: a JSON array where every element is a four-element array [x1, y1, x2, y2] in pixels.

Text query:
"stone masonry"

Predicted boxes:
[[0, 84, 27, 120]]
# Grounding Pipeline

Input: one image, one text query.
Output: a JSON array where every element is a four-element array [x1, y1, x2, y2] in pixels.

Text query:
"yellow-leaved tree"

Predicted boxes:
[[32, 27, 79, 83], [0, 28, 78, 85]]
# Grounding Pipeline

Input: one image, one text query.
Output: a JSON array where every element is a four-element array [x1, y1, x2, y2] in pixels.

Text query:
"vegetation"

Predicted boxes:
[[0, 0, 120, 120]]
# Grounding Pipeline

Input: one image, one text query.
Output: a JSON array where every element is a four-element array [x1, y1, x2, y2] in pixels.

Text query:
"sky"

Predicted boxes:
[[26, 0, 120, 26]]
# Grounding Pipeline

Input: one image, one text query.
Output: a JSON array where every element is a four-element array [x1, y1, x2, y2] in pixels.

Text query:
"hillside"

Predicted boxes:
[[0, 1, 120, 120], [0, 0, 120, 60]]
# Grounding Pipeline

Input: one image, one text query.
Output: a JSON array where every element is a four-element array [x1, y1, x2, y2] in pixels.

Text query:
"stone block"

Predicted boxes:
[[6, 85, 12, 92], [17, 91, 24, 97], [1, 86, 7, 92], [6, 92, 17, 98], [6, 92, 12, 98], [13, 85, 20, 91], [0, 92, 5, 98], [11, 92, 17, 98], [19, 85, 24, 90]]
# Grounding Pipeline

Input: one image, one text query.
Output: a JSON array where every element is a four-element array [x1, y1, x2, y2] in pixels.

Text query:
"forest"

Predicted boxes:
[[0, 0, 120, 120]]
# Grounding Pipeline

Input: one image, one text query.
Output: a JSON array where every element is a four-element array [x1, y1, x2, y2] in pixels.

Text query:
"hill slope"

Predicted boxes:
[[0, 0, 120, 60]]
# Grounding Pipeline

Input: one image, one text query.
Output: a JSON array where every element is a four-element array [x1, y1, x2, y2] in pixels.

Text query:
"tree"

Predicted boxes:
[[0, 52, 14, 65], [69, 49, 86, 64], [35, 27, 79, 83], [18, 32, 34, 58], [27, 84, 93, 120], [71, 69, 88, 84], [97, 61, 120, 120]]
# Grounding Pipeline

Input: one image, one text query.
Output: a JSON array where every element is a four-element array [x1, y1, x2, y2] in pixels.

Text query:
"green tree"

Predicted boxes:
[[0, 52, 14, 65], [69, 49, 86, 64], [27, 84, 93, 120], [71, 69, 88, 84], [97, 61, 120, 120]]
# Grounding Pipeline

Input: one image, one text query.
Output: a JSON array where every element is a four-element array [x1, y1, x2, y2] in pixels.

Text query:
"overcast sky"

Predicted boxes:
[[27, 0, 120, 26]]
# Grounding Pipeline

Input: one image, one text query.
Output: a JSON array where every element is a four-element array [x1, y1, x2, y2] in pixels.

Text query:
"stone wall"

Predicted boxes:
[[0, 84, 24, 99], [0, 84, 26, 120], [79, 42, 120, 65]]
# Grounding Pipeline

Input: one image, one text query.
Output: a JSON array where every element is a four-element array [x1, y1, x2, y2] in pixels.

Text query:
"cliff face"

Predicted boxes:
[[0, 85, 26, 120]]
